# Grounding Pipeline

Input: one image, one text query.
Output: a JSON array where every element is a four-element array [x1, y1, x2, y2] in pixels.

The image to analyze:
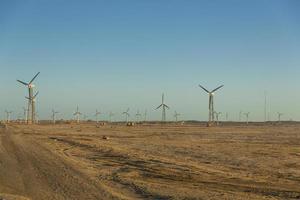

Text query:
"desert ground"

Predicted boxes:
[[0, 122, 299, 200]]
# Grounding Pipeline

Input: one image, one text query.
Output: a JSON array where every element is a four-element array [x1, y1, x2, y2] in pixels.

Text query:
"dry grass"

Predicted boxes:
[[0, 123, 299, 199]]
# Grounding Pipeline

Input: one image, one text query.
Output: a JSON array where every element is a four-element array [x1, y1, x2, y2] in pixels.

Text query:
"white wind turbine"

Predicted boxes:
[[73, 106, 82, 124], [199, 85, 224, 124], [174, 111, 180, 122], [155, 93, 170, 122], [5, 110, 13, 123], [17, 72, 40, 124], [244, 112, 250, 124], [52, 109, 59, 124], [136, 110, 142, 122], [122, 108, 130, 122], [95, 110, 101, 123]]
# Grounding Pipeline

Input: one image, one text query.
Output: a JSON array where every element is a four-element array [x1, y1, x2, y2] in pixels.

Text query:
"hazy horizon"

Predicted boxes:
[[1, 0, 300, 121]]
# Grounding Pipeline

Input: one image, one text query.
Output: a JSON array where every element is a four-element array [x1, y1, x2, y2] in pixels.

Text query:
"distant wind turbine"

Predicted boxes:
[[73, 106, 82, 123], [109, 111, 114, 122], [277, 112, 283, 123], [136, 110, 142, 122], [5, 110, 13, 123], [155, 93, 170, 122], [174, 111, 180, 122], [52, 109, 59, 124], [244, 112, 250, 124], [144, 110, 147, 122], [95, 110, 101, 123], [199, 84, 224, 123], [122, 108, 130, 122], [214, 111, 221, 125]]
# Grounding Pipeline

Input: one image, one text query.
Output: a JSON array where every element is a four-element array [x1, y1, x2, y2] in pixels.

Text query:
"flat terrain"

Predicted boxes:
[[0, 123, 300, 200]]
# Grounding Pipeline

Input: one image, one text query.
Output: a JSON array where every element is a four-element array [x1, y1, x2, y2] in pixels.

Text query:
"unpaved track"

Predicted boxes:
[[0, 127, 112, 200]]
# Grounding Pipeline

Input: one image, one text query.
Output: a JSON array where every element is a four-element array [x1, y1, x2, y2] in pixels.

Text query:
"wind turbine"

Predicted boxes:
[[73, 106, 82, 123], [214, 111, 222, 125], [136, 110, 142, 122], [109, 111, 114, 122], [122, 108, 130, 122], [95, 110, 101, 123], [25, 91, 39, 124], [52, 109, 59, 124], [226, 112, 229, 121], [174, 111, 180, 122], [198, 84, 224, 124], [5, 110, 12, 123], [17, 72, 40, 124], [277, 112, 283, 122], [144, 110, 147, 122], [264, 91, 267, 122], [239, 110, 243, 122], [155, 93, 170, 122], [244, 112, 250, 124], [22, 107, 28, 123]]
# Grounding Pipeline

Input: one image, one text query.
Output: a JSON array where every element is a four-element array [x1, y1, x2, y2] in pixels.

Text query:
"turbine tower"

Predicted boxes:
[[25, 91, 39, 124], [239, 110, 243, 122], [264, 91, 267, 122], [174, 111, 180, 122], [155, 93, 170, 122], [22, 107, 28, 123], [277, 112, 283, 122], [5, 110, 13, 123], [244, 112, 250, 124], [144, 110, 147, 122], [122, 108, 130, 122], [214, 111, 222, 125], [52, 109, 59, 124], [73, 106, 82, 123], [136, 110, 142, 122], [95, 110, 101, 123], [17, 72, 40, 124], [199, 85, 223, 123]]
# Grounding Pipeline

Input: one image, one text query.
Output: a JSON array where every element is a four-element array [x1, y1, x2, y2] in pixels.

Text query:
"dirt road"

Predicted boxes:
[[0, 124, 300, 200], [0, 127, 114, 200]]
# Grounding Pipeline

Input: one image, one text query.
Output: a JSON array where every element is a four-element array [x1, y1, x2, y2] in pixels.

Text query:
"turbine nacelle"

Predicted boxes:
[[28, 84, 35, 88]]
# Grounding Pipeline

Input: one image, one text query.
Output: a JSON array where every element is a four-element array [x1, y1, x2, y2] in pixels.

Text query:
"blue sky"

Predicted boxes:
[[0, 0, 299, 121]]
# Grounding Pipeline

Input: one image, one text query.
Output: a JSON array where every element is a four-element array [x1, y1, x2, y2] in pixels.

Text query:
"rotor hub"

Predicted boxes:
[[28, 84, 35, 88]]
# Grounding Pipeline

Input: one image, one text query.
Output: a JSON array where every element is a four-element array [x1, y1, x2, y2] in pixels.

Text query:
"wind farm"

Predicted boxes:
[[1, 73, 299, 200], [1, 1, 300, 200]]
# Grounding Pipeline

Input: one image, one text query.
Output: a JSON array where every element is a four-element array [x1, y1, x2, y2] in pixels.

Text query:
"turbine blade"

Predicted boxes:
[[211, 85, 224, 93], [164, 104, 170, 109], [198, 85, 209, 93], [34, 91, 39, 98], [156, 104, 162, 110], [29, 72, 40, 84], [17, 80, 28, 86]]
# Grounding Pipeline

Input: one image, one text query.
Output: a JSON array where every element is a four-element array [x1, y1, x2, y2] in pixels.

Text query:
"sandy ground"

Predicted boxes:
[[0, 123, 299, 200]]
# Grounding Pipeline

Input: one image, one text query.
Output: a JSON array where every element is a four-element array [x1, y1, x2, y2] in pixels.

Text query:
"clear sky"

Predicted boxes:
[[0, 0, 299, 121]]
